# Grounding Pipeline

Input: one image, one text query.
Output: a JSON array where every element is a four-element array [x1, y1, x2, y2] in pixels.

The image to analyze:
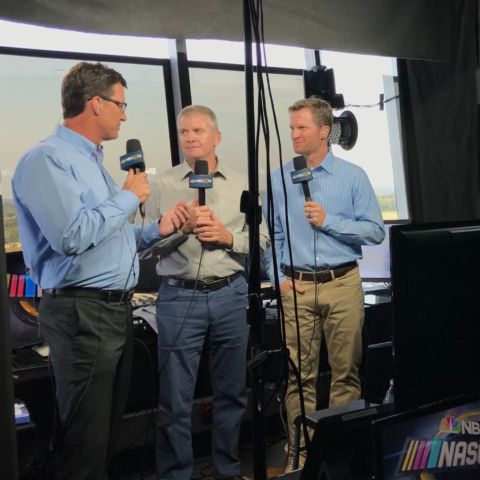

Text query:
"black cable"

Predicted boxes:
[[247, 0, 311, 453], [248, 0, 312, 456], [114, 334, 157, 476], [298, 231, 319, 377], [44, 214, 146, 480], [156, 245, 206, 378], [248, 0, 290, 411], [345, 94, 399, 108], [62, 217, 145, 435], [260, 51, 291, 414]]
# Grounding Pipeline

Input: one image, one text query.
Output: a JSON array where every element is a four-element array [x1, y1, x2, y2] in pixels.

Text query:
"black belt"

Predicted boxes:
[[283, 262, 357, 284], [43, 287, 134, 303], [161, 273, 240, 292]]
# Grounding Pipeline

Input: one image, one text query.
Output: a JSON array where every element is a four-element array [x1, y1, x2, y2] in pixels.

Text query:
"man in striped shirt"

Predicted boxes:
[[266, 98, 385, 470]]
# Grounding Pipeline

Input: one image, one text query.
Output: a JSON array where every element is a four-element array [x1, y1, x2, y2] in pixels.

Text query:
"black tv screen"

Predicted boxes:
[[391, 221, 480, 411]]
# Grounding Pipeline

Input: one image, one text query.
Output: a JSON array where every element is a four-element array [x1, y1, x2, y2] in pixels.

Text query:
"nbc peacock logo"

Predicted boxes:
[[438, 415, 461, 436]]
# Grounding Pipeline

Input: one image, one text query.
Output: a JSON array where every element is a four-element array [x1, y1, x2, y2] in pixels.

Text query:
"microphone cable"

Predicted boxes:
[[247, 0, 312, 455], [247, 0, 291, 411], [45, 190, 147, 476], [249, 0, 310, 460], [156, 244, 206, 378], [61, 217, 144, 430]]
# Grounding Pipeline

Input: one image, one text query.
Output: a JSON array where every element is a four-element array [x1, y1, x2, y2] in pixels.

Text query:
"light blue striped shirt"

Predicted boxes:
[[265, 150, 385, 284], [12, 125, 161, 290]]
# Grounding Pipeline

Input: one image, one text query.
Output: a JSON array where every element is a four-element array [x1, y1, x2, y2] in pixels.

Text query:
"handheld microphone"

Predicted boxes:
[[120, 138, 146, 217], [120, 139, 145, 173], [189, 160, 213, 206], [291, 155, 313, 202]]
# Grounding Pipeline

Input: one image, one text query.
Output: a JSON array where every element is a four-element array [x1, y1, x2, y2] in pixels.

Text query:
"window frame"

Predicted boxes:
[[0, 45, 180, 165]]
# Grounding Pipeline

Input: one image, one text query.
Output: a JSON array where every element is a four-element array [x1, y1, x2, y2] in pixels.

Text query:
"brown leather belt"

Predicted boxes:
[[161, 273, 241, 292], [43, 287, 134, 303], [283, 261, 357, 284]]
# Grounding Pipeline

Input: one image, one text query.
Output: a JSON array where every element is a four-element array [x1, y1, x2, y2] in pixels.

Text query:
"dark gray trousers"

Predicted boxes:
[[39, 294, 133, 480]]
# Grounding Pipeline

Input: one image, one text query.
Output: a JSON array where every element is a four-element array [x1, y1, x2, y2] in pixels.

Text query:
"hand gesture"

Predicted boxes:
[[180, 202, 208, 235], [158, 200, 190, 236]]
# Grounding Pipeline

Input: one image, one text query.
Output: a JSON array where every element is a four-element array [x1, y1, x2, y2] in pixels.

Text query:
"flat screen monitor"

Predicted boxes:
[[372, 393, 480, 480], [391, 220, 480, 412], [359, 221, 407, 282], [300, 400, 395, 480]]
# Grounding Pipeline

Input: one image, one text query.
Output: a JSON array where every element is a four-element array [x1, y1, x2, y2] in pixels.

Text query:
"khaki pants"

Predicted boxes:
[[282, 267, 364, 466]]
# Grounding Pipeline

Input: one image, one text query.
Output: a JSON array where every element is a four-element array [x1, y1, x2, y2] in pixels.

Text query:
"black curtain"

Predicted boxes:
[[0, 196, 18, 480], [397, 0, 480, 223], [0, 1, 451, 61]]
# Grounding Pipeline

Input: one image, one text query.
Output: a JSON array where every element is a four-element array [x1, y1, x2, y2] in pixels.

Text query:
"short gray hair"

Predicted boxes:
[[177, 105, 219, 130]]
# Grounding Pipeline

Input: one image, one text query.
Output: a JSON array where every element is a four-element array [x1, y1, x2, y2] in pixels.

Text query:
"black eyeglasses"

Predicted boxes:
[[98, 95, 127, 113]]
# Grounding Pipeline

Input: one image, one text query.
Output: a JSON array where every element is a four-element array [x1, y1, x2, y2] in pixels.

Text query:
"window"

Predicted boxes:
[[0, 24, 409, 252], [0, 53, 172, 250], [186, 39, 307, 69], [0, 20, 169, 58], [187, 40, 307, 192], [189, 66, 304, 190], [320, 50, 406, 220], [187, 43, 407, 221]]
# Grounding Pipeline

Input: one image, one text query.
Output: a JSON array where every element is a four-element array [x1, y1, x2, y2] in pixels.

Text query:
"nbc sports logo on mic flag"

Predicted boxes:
[[189, 175, 213, 189], [290, 168, 313, 184]]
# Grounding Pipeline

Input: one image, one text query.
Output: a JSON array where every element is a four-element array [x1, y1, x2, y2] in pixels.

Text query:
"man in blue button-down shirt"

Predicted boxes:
[[12, 62, 186, 480], [266, 98, 385, 471]]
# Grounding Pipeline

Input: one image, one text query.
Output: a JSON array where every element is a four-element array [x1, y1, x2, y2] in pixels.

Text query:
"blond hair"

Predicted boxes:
[[288, 98, 333, 128]]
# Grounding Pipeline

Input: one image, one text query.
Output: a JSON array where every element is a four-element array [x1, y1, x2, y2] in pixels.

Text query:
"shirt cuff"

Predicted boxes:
[[268, 267, 285, 287], [321, 213, 333, 231], [143, 220, 163, 243], [226, 232, 245, 253]]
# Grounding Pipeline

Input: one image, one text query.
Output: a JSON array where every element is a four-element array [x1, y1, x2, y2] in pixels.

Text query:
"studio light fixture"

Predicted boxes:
[[303, 65, 358, 150], [330, 111, 358, 151]]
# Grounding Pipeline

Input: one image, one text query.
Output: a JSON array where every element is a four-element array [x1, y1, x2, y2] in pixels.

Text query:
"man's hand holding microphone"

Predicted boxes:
[[120, 138, 181, 236]]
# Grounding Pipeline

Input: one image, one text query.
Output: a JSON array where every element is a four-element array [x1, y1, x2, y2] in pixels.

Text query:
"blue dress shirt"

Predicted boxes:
[[12, 125, 161, 290], [265, 150, 385, 284]]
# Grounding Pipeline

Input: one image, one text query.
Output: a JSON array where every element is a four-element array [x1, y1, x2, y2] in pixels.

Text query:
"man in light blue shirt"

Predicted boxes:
[[266, 98, 385, 470], [12, 62, 185, 480]]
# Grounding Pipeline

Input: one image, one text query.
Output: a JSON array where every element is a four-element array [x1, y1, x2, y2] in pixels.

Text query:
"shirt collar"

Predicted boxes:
[[178, 158, 227, 181], [311, 149, 335, 174], [55, 124, 104, 163]]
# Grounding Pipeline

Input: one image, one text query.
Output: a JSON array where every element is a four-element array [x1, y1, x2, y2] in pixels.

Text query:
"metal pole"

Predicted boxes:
[[243, 2, 267, 480]]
